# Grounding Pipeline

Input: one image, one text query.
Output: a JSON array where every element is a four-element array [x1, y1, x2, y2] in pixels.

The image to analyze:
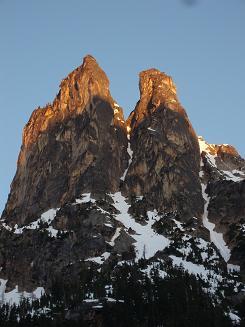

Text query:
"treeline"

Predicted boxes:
[[0, 260, 239, 326]]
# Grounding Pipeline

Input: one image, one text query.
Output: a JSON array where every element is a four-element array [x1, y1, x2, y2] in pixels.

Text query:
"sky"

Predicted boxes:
[[0, 0, 244, 214]]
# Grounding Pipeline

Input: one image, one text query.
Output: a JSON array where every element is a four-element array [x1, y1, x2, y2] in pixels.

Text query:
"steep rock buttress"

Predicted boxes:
[[2, 55, 128, 226], [124, 69, 203, 221]]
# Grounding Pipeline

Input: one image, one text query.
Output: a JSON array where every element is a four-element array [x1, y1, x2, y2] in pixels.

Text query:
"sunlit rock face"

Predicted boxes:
[[128, 69, 179, 129], [2, 55, 128, 226], [125, 68, 203, 221]]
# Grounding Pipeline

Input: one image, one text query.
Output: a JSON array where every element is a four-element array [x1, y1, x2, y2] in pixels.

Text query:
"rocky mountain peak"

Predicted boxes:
[[3, 56, 127, 226], [127, 69, 179, 129], [123, 68, 203, 221], [198, 136, 240, 158], [22, 55, 115, 149], [82, 53, 99, 65], [139, 68, 177, 99], [0, 56, 245, 324], [198, 136, 245, 181], [216, 144, 240, 157], [58, 54, 111, 108]]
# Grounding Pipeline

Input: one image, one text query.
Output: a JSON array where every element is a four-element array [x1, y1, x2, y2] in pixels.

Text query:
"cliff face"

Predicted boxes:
[[2, 55, 128, 226], [2, 60, 203, 227], [0, 56, 244, 319], [124, 69, 203, 220]]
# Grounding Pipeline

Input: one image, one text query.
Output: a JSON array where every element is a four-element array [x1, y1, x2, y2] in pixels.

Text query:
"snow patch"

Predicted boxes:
[[228, 311, 241, 324], [201, 183, 231, 263], [126, 125, 131, 134], [141, 263, 168, 281], [85, 252, 111, 265], [108, 227, 121, 246], [0, 279, 44, 306], [92, 304, 103, 309], [15, 209, 58, 234], [222, 170, 244, 182], [227, 264, 240, 273], [198, 137, 215, 154], [120, 135, 133, 181], [111, 192, 170, 259], [198, 137, 217, 167], [83, 298, 99, 303], [172, 219, 184, 231], [0, 209, 61, 238], [104, 223, 113, 228], [75, 193, 96, 204], [169, 256, 222, 293]]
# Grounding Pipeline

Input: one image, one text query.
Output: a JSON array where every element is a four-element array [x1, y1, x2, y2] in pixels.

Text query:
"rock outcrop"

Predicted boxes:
[[125, 69, 203, 220], [2, 55, 128, 226]]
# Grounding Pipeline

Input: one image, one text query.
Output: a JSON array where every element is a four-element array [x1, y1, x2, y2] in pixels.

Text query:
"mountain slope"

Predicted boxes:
[[0, 56, 244, 326]]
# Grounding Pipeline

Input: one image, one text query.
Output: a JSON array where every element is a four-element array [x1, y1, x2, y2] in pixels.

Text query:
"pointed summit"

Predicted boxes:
[[124, 67, 202, 220], [3, 55, 128, 226], [127, 69, 181, 130], [57, 54, 111, 114], [22, 55, 118, 148], [82, 54, 101, 67], [139, 68, 177, 101], [59, 54, 111, 103]]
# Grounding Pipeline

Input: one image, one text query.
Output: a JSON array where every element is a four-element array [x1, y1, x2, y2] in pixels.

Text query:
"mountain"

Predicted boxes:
[[0, 55, 244, 326]]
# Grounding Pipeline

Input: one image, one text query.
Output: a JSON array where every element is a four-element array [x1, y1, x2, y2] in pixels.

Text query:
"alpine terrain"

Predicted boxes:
[[0, 55, 244, 326]]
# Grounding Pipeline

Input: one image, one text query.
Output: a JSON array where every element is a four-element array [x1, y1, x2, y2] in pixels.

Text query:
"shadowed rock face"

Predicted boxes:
[[199, 139, 245, 270], [2, 56, 128, 226], [125, 69, 203, 220]]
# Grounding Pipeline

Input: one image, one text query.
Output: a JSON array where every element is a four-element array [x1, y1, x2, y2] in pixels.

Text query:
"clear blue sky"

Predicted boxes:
[[0, 0, 245, 214]]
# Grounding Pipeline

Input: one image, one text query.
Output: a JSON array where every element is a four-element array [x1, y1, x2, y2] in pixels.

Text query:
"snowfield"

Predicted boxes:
[[111, 192, 170, 259]]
